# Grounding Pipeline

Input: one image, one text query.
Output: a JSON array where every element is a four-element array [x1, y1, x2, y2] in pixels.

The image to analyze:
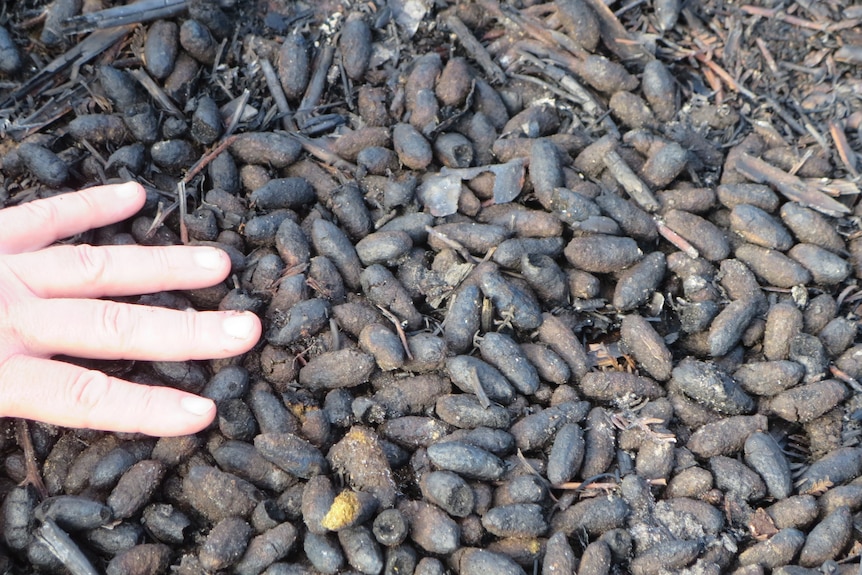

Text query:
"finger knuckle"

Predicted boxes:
[[19, 199, 60, 229], [97, 303, 134, 345], [67, 369, 113, 415], [178, 308, 201, 342], [72, 244, 110, 283], [132, 386, 160, 422]]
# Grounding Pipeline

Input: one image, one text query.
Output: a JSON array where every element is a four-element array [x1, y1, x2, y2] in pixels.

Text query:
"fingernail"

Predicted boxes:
[[223, 314, 256, 339], [115, 182, 140, 198], [194, 248, 225, 270], [181, 396, 214, 416]]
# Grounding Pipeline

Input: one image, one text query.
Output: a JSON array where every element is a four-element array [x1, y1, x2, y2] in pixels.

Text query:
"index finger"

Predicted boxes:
[[0, 182, 146, 255]]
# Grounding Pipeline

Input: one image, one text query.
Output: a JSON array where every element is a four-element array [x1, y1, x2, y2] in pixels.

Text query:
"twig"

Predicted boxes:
[[4, 86, 83, 141], [788, 100, 830, 152], [480, 1, 592, 70], [290, 132, 357, 174], [297, 43, 334, 129], [754, 38, 779, 76], [830, 120, 860, 177], [260, 57, 296, 132], [127, 67, 183, 116], [581, 0, 653, 63], [376, 306, 414, 361], [37, 519, 99, 575], [830, 366, 862, 393], [739, 5, 859, 32], [615, 0, 648, 16], [836, 284, 857, 308], [656, 218, 700, 258], [556, 480, 620, 491], [734, 152, 851, 216], [602, 150, 660, 212], [17, 10, 48, 30], [61, 0, 188, 34], [0, 26, 133, 108], [182, 134, 239, 185], [511, 72, 584, 107], [145, 201, 172, 238], [788, 149, 814, 177], [693, 52, 757, 100], [763, 96, 807, 137], [79, 139, 106, 167], [223, 89, 250, 137], [513, 50, 618, 137], [425, 226, 477, 264], [177, 181, 188, 245], [556, 472, 620, 493], [445, 13, 507, 85], [466, 365, 491, 408], [329, 318, 340, 351], [16, 419, 48, 500]]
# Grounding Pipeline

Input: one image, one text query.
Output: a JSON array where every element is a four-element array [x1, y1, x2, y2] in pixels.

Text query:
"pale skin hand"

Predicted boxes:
[[0, 182, 262, 436]]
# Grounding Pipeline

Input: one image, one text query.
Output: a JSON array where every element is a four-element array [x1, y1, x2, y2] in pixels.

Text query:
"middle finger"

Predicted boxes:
[[17, 299, 261, 361]]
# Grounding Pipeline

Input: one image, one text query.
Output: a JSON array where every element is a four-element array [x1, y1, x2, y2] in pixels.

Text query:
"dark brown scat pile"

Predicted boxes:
[[1, 0, 862, 574]]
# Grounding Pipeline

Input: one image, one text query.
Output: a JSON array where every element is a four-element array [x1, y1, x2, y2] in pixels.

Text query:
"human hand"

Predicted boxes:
[[0, 182, 261, 436]]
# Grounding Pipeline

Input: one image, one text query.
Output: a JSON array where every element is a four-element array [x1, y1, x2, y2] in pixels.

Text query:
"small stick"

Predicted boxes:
[[182, 134, 238, 184], [511, 71, 586, 107], [836, 284, 857, 308], [788, 148, 814, 177], [754, 38, 779, 75], [127, 67, 183, 116], [603, 150, 660, 212], [581, 0, 653, 63], [656, 218, 700, 258], [78, 138, 106, 167], [425, 225, 476, 264], [0, 25, 133, 108], [445, 12, 507, 85], [739, 5, 856, 32], [764, 96, 807, 137], [515, 449, 558, 503], [510, 49, 615, 131], [223, 89, 250, 137], [556, 481, 620, 491], [290, 132, 356, 174], [177, 180, 188, 245], [297, 43, 334, 128], [16, 419, 48, 500], [329, 318, 340, 351], [830, 120, 859, 177], [830, 366, 862, 393], [735, 152, 851, 216], [5, 89, 78, 141], [37, 519, 99, 575], [260, 57, 296, 132], [61, 0, 187, 34], [615, 0, 648, 16], [693, 52, 757, 100], [18, 10, 48, 30], [144, 201, 173, 238], [790, 101, 830, 153], [211, 36, 228, 79], [467, 365, 491, 408], [376, 305, 414, 361]]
